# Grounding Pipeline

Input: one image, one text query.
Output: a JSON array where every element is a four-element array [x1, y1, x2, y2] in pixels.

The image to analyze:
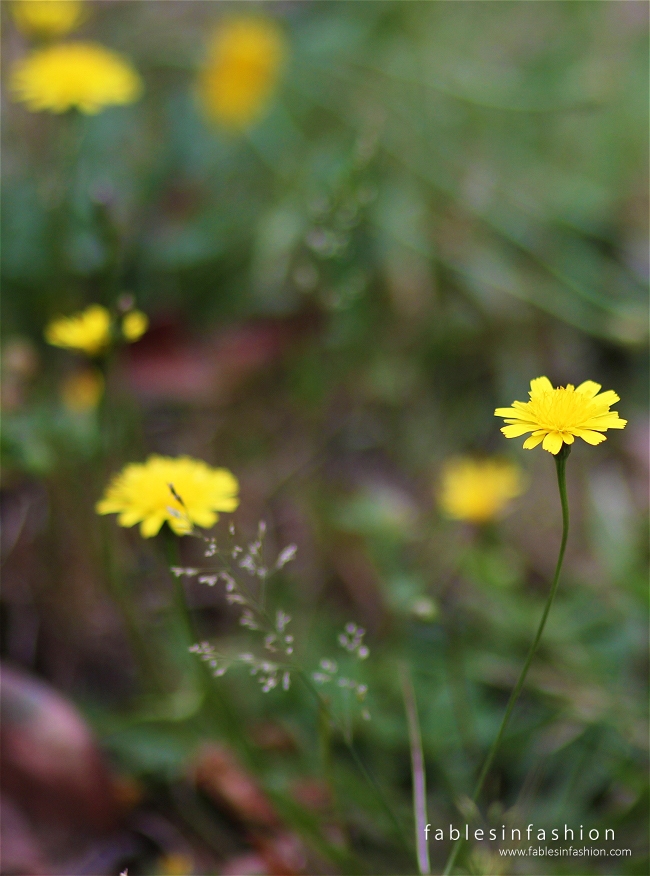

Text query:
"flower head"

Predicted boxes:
[[10, 42, 142, 114], [495, 376, 627, 454], [439, 457, 525, 523], [61, 368, 104, 414], [121, 310, 148, 342], [196, 18, 285, 129], [96, 455, 239, 537], [12, 0, 84, 39], [60, 367, 103, 412], [45, 304, 111, 355]]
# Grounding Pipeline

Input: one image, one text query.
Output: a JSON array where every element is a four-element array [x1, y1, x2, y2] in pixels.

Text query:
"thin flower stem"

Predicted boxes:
[[400, 662, 431, 876], [442, 445, 571, 876], [100, 521, 165, 693]]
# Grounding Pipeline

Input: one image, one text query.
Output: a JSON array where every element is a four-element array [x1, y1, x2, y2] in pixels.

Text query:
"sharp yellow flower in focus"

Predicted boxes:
[[122, 310, 149, 342], [45, 305, 111, 355], [495, 376, 627, 454], [10, 42, 143, 114], [60, 368, 104, 412], [196, 18, 286, 129], [96, 455, 239, 537], [12, 0, 84, 39], [439, 457, 525, 523]]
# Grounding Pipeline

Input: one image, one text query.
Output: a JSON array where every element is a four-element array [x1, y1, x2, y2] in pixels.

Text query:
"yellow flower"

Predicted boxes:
[[12, 0, 84, 39], [96, 455, 239, 537], [159, 853, 194, 876], [10, 42, 143, 114], [495, 376, 627, 455], [60, 367, 103, 412], [439, 457, 525, 523], [122, 310, 149, 342], [45, 304, 111, 355], [196, 18, 285, 129]]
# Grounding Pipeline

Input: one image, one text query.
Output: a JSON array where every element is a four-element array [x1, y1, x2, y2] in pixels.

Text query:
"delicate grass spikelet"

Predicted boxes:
[[12, 0, 84, 39], [96, 455, 239, 537], [196, 18, 286, 129], [495, 376, 627, 454], [439, 457, 525, 523], [121, 310, 148, 342], [60, 368, 104, 412], [10, 42, 143, 114], [45, 305, 111, 355]]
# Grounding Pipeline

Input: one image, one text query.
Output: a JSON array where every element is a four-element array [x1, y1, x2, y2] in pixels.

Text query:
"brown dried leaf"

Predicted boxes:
[[193, 744, 280, 829]]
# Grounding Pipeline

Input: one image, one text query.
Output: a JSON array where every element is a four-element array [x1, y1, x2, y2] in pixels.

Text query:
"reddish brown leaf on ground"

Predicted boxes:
[[193, 744, 280, 829], [126, 315, 316, 405], [0, 793, 48, 875], [251, 832, 307, 876], [0, 663, 120, 833]]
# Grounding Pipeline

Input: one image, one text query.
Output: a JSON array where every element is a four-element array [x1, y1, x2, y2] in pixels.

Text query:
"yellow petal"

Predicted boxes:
[[502, 424, 535, 438], [495, 406, 527, 418], [583, 414, 627, 431], [590, 389, 620, 408], [190, 509, 218, 528], [542, 432, 563, 454], [523, 433, 545, 449], [140, 514, 165, 537], [118, 510, 143, 527], [168, 516, 192, 535], [212, 496, 239, 511], [530, 376, 553, 396], [575, 380, 601, 398], [575, 430, 607, 446]]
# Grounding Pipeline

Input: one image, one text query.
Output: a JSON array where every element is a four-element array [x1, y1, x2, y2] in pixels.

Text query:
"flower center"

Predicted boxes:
[[531, 388, 590, 432]]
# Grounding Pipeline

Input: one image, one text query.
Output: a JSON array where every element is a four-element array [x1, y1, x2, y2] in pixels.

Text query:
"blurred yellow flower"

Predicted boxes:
[[159, 852, 194, 876], [495, 376, 627, 454], [10, 42, 143, 114], [12, 0, 84, 39], [122, 310, 149, 342], [45, 305, 111, 355], [60, 368, 104, 412], [196, 18, 286, 129], [96, 455, 239, 537], [439, 457, 525, 523]]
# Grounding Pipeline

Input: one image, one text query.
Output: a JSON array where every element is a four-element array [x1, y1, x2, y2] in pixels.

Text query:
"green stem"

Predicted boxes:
[[100, 520, 165, 694], [442, 445, 570, 876]]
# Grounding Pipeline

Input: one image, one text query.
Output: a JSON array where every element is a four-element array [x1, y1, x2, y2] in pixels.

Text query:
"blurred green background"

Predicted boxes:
[[1, 2, 648, 875]]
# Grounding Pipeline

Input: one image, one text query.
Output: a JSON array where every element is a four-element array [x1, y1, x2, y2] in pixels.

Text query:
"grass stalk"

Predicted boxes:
[[298, 668, 413, 860], [442, 445, 571, 875], [400, 662, 431, 875]]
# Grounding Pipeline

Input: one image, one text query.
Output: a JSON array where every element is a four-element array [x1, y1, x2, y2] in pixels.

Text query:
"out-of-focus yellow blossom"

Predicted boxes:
[[196, 18, 285, 129], [439, 457, 525, 523], [495, 376, 627, 454], [12, 0, 84, 39], [96, 455, 239, 537], [122, 310, 149, 342], [10, 42, 143, 114], [158, 853, 194, 876], [45, 305, 111, 355], [61, 368, 104, 412]]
